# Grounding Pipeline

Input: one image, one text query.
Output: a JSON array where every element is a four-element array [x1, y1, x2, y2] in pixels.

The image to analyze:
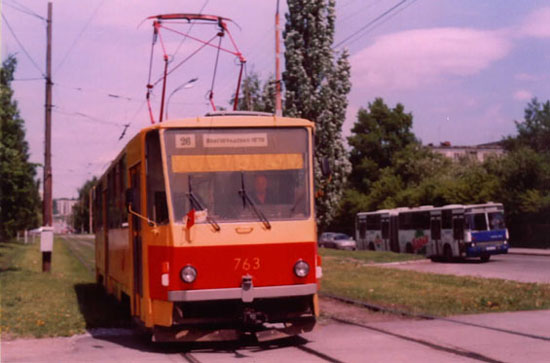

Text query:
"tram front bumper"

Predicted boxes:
[[167, 283, 317, 302]]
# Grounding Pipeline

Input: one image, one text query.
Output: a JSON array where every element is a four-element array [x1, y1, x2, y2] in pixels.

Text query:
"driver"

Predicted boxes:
[[253, 174, 270, 204]]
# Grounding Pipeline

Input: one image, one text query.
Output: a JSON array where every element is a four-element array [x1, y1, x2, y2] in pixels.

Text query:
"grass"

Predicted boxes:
[[319, 247, 425, 264], [0, 237, 130, 339], [320, 253, 550, 316]]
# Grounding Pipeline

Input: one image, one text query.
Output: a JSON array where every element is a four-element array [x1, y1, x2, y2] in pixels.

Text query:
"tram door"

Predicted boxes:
[[129, 164, 143, 316], [430, 212, 442, 256]]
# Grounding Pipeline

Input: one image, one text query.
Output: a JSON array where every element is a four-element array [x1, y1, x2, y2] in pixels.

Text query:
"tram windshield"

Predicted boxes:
[[164, 128, 310, 224]]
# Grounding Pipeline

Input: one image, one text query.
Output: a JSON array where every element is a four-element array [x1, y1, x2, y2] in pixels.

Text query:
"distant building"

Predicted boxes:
[[55, 198, 78, 216], [428, 141, 505, 162], [53, 198, 78, 233]]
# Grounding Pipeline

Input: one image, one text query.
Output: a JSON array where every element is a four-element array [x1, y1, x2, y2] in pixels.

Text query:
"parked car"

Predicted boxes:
[[318, 232, 357, 250]]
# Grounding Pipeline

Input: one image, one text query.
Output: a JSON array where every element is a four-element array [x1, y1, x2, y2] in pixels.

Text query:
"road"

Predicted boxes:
[[384, 253, 550, 284], [3, 239, 549, 362], [3, 304, 550, 362]]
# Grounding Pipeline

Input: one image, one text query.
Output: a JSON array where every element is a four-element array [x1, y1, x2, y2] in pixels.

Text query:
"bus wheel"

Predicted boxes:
[[443, 244, 453, 262], [405, 243, 413, 254], [368, 243, 375, 251], [480, 254, 491, 263]]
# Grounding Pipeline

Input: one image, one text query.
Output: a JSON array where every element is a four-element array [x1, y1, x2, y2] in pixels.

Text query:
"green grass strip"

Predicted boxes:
[[0, 238, 130, 339], [319, 247, 425, 264], [320, 253, 550, 316]]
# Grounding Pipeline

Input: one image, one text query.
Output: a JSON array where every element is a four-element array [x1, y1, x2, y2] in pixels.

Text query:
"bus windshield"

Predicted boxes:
[[465, 213, 488, 231], [488, 212, 506, 230], [163, 128, 310, 224]]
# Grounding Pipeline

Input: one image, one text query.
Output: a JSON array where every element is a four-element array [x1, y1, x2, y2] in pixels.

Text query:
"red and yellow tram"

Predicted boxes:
[[93, 112, 321, 341]]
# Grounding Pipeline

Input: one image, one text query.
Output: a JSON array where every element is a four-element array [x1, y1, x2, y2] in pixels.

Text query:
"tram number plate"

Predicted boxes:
[[486, 246, 496, 251], [234, 257, 260, 271]]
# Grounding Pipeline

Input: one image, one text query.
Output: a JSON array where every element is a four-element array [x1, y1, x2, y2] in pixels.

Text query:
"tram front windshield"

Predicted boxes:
[[164, 128, 310, 224]]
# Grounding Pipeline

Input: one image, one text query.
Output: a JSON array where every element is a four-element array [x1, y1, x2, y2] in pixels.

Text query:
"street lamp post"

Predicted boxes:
[[165, 77, 198, 120]]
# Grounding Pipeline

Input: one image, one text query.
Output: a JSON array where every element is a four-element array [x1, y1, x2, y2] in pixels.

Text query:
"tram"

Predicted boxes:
[[93, 112, 320, 341]]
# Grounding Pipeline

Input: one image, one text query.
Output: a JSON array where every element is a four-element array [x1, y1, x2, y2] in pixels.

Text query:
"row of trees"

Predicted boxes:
[[0, 56, 42, 240], [230, 0, 548, 246], [5, 0, 546, 246], [328, 98, 550, 247]]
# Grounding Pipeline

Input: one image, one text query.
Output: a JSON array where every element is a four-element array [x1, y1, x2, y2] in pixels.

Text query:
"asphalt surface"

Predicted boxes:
[[2, 246, 549, 362], [3, 309, 550, 362], [385, 249, 550, 284]]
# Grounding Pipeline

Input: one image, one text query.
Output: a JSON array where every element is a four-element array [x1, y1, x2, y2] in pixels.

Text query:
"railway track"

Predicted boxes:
[[57, 235, 547, 362], [176, 336, 345, 363], [59, 235, 95, 275]]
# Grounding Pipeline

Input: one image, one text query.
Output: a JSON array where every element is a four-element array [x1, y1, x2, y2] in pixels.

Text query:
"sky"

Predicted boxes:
[[2, 0, 550, 198]]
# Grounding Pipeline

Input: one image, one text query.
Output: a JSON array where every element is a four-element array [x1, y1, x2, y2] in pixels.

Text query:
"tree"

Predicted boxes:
[[283, 0, 351, 229], [504, 98, 550, 153], [72, 177, 97, 233], [0, 55, 41, 240], [231, 71, 275, 113], [347, 98, 418, 192]]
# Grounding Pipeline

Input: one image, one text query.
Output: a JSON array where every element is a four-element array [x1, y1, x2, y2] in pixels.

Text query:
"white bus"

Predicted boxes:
[[356, 203, 509, 262]]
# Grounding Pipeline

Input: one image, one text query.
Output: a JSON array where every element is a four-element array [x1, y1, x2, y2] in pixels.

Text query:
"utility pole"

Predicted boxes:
[[274, 0, 283, 116], [43, 2, 53, 227], [41, 2, 53, 272]]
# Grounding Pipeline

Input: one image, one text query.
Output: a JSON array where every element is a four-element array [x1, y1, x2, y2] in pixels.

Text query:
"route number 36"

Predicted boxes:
[[234, 257, 260, 271]]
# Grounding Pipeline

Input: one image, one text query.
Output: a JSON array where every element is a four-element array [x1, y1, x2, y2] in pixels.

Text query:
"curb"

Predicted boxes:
[[507, 251, 550, 257]]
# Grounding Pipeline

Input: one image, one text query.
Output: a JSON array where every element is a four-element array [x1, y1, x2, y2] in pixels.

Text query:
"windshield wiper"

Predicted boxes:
[[238, 172, 271, 229], [186, 176, 220, 231]]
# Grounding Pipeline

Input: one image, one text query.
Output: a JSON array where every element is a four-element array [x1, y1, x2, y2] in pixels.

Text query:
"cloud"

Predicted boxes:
[[351, 28, 513, 91], [514, 89, 533, 101], [518, 6, 550, 38], [514, 73, 541, 82]]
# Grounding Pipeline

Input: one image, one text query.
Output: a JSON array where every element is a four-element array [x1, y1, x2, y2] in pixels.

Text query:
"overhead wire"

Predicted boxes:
[[1, 13, 45, 77], [55, 82, 141, 102], [54, 0, 106, 75], [334, 0, 409, 49], [171, 0, 210, 60], [3, 0, 46, 21]]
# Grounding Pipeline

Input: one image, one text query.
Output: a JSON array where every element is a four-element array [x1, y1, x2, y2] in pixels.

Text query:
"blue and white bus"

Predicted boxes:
[[356, 202, 509, 262]]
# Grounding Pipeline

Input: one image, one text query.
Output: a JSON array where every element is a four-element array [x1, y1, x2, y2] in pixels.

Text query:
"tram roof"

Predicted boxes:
[[140, 113, 315, 132]]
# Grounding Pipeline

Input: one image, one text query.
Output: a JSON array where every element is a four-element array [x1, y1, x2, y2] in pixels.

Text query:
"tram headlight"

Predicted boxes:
[[180, 265, 197, 283], [294, 260, 310, 278]]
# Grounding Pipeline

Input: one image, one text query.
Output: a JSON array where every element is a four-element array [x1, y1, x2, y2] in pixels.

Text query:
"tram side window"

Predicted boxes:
[[146, 131, 169, 224], [105, 157, 128, 229], [107, 170, 116, 228], [93, 182, 103, 230], [118, 157, 128, 224]]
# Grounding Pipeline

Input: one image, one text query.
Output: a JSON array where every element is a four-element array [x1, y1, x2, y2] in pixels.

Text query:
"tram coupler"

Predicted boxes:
[[241, 274, 254, 302]]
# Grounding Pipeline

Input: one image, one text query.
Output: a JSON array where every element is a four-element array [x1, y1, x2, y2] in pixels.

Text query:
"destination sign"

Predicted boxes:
[[203, 133, 268, 148], [175, 134, 196, 148]]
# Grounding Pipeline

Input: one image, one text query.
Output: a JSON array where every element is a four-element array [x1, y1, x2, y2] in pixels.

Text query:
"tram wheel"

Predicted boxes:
[[480, 254, 491, 263]]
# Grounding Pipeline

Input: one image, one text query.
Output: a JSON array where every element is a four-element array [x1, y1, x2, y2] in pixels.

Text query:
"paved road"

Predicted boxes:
[[385, 253, 550, 283], [3, 309, 550, 362]]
